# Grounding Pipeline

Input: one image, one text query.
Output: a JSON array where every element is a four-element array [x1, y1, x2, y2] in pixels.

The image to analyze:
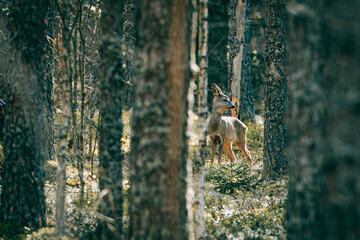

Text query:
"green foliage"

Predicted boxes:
[[206, 163, 257, 194], [0, 223, 27, 239], [15, 111, 285, 240], [204, 121, 287, 239], [205, 162, 287, 239], [246, 122, 264, 151]]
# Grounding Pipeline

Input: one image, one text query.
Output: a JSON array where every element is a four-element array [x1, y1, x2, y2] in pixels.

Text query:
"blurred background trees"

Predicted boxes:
[[0, 0, 358, 239], [97, 0, 126, 238], [287, 0, 360, 239], [0, 0, 50, 230]]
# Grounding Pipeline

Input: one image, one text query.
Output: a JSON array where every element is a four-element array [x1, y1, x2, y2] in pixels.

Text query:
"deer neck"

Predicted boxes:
[[209, 108, 223, 133]]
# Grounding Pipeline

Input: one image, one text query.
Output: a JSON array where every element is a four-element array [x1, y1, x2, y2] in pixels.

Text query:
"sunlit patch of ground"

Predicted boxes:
[[27, 111, 287, 239]]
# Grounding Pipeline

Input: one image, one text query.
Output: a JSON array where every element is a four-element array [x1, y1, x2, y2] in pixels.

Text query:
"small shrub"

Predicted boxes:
[[204, 119, 287, 240], [206, 163, 258, 194]]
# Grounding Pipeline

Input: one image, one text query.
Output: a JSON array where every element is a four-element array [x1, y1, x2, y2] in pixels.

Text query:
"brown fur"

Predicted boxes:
[[208, 84, 252, 166]]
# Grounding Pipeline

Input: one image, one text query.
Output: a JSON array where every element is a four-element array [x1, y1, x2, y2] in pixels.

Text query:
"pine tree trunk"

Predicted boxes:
[[228, 0, 246, 118], [0, 0, 6, 144], [97, 1, 125, 239], [55, 2, 72, 236], [262, 0, 287, 179], [0, 0, 49, 231], [129, 0, 190, 239], [123, 0, 136, 109], [287, 0, 360, 239], [45, 0, 55, 161], [208, 0, 229, 107], [239, 0, 255, 122]]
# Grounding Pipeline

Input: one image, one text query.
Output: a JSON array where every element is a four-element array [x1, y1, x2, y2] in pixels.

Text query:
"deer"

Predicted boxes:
[[208, 84, 252, 167]]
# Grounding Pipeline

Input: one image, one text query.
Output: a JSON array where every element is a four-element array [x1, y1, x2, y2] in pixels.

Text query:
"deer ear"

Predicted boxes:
[[211, 84, 222, 97]]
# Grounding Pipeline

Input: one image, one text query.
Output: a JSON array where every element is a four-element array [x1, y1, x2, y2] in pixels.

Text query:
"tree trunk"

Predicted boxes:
[[287, 0, 360, 239], [0, 0, 49, 231], [129, 0, 190, 239], [239, 0, 255, 122], [228, 0, 246, 118], [194, 0, 208, 239], [208, 0, 229, 108], [55, 2, 72, 236], [97, 1, 126, 239], [45, 0, 55, 161], [262, 0, 287, 179], [0, 1, 6, 144], [187, 0, 199, 238], [123, 0, 136, 109]]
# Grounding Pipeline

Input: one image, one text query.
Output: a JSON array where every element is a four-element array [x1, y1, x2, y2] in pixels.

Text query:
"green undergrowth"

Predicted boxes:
[[205, 162, 287, 240], [43, 160, 99, 238], [202, 121, 287, 240], [0, 111, 287, 239]]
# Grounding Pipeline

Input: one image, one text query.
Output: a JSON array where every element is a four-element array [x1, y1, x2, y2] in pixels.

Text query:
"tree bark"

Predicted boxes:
[[228, 0, 246, 118], [0, 0, 49, 231], [0, 0, 6, 144], [45, 0, 55, 161], [239, 0, 255, 122], [287, 0, 360, 239], [194, 0, 208, 239], [55, 1, 72, 236], [262, 0, 287, 179], [187, 0, 199, 238], [208, 0, 229, 108], [97, 1, 126, 239], [123, 0, 136, 109], [129, 0, 190, 239]]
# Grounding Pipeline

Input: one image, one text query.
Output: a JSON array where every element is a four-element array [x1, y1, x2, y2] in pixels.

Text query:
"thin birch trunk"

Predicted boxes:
[[55, 92, 71, 237], [194, 0, 208, 239], [75, 1, 86, 232], [187, 0, 199, 239]]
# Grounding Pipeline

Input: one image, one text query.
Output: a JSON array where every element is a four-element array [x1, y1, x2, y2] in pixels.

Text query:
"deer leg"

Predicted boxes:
[[235, 141, 252, 167], [224, 142, 236, 162], [210, 135, 221, 164], [218, 141, 224, 164], [211, 141, 216, 164]]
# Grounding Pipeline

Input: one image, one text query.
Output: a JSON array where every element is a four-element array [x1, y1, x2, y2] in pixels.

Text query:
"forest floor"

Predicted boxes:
[[193, 115, 287, 240], [203, 143, 287, 239], [17, 111, 287, 239]]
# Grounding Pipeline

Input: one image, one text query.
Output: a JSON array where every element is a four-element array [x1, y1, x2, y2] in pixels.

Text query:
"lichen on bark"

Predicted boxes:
[[263, 0, 288, 179]]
